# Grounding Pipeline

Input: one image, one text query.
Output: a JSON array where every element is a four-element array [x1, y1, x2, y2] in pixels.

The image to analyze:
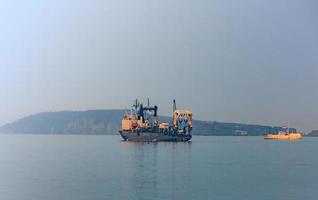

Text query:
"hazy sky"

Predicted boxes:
[[0, 0, 317, 132]]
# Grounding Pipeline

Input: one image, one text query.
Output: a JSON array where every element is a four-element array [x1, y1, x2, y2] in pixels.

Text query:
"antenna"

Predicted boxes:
[[173, 99, 176, 112], [147, 98, 150, 107], [133, 99, 139, 112], [287, 121, 290, 133]]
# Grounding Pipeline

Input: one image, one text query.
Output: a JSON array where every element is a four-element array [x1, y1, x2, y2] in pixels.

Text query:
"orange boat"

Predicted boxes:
[[264, 131, 302, 140]]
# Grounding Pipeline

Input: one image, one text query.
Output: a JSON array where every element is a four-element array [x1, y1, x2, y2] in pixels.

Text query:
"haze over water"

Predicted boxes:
[[1, 0, 317, 199], [1, 0, 318, 132], [1, 135, 317, 200]]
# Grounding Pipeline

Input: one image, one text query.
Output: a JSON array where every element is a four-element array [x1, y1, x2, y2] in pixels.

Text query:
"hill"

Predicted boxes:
[[307, 130, 318, 137], [0, 110, 292, 136]]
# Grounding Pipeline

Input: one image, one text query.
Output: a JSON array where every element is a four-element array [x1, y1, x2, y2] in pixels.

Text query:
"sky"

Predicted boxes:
[[0, 0, 317, 132]]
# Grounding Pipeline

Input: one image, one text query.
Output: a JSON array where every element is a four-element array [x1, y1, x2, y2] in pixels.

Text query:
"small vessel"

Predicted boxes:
[[264, 127, 302, 140], [119, 99, 192, 142]]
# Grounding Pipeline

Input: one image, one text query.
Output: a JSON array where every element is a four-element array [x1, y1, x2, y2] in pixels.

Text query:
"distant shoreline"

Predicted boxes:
[[0, 110, 303, 136]]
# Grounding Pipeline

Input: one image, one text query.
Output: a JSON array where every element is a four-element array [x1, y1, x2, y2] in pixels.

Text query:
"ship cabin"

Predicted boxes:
[[173, 109, 193, 134], [121, 99, 193, 135]]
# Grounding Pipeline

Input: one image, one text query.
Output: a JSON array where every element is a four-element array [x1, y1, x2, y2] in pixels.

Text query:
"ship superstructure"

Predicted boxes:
[[119, 99, 192, 142], [264, 132, 302, 140], [264, 126, 302, 140]]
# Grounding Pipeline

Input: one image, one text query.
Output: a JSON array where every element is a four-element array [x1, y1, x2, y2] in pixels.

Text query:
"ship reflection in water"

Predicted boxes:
[[120, 140, 192, 199]]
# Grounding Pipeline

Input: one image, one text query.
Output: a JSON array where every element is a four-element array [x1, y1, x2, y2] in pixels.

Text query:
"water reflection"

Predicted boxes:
[[119, 141, 192, 199], [2, 135, 317, 200]]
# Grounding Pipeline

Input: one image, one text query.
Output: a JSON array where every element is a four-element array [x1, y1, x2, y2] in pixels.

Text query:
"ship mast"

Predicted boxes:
[[132, 99, 139, 115], [287, 121, 290, 133]]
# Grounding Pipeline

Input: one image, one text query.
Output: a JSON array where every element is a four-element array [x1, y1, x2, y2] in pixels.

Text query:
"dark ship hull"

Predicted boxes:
[[119, 130, 192, 142]]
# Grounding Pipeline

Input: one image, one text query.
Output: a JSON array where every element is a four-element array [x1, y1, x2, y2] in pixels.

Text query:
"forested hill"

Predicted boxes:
[[0, 110, 293, 136]]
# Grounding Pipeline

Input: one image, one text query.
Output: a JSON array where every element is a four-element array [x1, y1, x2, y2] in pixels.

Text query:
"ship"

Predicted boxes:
[[264, 127, 302, 140], [119, 99, 192, 142]]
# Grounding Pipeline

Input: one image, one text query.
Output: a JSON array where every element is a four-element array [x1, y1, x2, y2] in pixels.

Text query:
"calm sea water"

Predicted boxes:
[[0, 135, 317, 200]]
